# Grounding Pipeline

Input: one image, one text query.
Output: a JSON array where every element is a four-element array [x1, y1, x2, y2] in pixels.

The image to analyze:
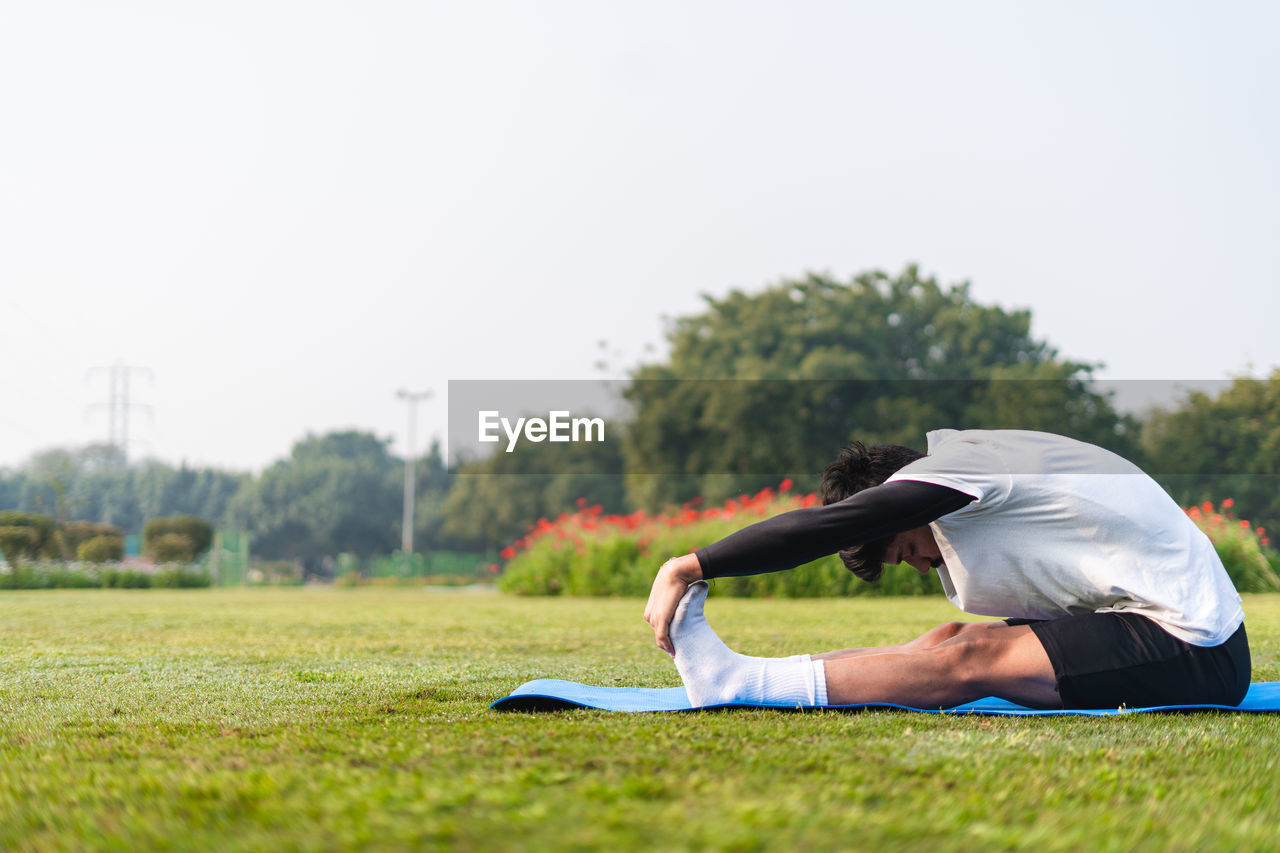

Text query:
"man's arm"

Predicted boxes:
[[696, 480, 974, 578], [644, 480, 973, 654]]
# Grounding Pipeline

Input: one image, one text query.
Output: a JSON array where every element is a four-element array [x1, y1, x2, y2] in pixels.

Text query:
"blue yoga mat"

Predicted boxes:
[[492, 679, 1280, 715]]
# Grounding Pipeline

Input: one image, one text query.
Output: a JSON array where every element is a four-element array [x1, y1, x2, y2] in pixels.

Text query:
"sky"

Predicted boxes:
[[1, 1, 1277, 472]]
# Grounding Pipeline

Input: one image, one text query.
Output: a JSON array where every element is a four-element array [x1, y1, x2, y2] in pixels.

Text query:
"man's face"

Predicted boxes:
[[884, 526, 944, 576]]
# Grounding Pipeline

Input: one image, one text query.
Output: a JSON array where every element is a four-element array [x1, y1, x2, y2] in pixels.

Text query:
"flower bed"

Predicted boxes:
[[499, 485, 1280, 597], [1186, 500, 1280, 593], [497, 481, 942, 597]]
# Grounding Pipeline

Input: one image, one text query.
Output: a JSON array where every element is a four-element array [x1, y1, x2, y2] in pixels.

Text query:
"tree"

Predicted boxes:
[[226, 430, 402, 559], [623, 266, 1137, 508], [0, 470, 21, 513], [441, 430, 626, 552], [132, 462, 245, 530], [411, 440, 458, 551], [1142, 371, 1280, 535], [0, 445, 244, 536]]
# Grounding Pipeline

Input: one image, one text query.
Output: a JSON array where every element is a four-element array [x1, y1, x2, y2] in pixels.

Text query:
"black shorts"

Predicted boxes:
[[1005, 612, 1251, 709]]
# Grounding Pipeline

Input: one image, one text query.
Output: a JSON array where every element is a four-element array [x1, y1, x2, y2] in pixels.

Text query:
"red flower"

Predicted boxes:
[[500, 546, 516, 560], [1202, 501, 1214, 514], [1223, 498, 1235, 509], [1240, 520, 1252, 529], [779, 478, 793, 492]]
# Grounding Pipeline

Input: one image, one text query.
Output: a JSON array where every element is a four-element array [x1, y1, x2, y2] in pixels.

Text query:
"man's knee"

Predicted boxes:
[[933, 625, 1056, 699], [930, 627, 1024, 690], [928, 634, 985, 688], [920, 621, 983, 646]]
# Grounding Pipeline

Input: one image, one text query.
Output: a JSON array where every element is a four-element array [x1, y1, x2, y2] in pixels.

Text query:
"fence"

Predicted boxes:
[[361, 550, 497, 581], [206, 530, 251, 586]]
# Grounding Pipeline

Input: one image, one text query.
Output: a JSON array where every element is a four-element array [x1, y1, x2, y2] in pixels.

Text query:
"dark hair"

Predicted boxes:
[[820, 441, 924, 582]]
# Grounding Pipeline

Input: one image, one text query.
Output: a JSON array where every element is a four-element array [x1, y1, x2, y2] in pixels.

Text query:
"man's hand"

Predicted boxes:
[[643, 553, 704, 657]]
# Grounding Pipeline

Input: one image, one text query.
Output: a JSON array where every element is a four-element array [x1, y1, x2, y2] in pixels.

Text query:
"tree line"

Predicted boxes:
[[2, 266, 1277, 562]]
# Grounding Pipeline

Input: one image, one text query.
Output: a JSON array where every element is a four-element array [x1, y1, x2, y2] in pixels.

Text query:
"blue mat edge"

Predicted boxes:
[[491, 678, 1280, 716]]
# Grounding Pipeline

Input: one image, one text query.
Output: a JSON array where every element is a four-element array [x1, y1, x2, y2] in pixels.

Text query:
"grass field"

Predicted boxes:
[[3, 588, 1280, 852]]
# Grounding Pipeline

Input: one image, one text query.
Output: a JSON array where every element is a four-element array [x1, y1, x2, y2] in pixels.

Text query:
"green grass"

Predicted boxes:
[[2, 588, 1280, 852]]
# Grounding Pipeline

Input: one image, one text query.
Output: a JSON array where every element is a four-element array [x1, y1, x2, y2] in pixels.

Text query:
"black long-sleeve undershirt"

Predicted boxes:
[[694, 480, 975, 579]]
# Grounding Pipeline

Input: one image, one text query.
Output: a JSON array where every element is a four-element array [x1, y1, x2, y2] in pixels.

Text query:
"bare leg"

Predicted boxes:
[[820, 623, 1059, 709], [815, 621, 1007, 662]]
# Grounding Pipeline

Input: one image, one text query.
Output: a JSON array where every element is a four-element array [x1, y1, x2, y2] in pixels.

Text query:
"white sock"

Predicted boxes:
[[671, 581, 829, 708]]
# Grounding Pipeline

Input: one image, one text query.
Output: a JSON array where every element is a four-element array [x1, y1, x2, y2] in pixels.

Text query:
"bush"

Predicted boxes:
[[0, 526, 37, 566], [148, 533, 197, 563], [0, 561, 212, 590], [0, 562, 105, 590], [1187, 500, 1280, 593], [62, 521, 125, 553], [153, 568, 212, 588], [498, 485, 947, 598], [0, 511, 58, 562], [498, 487, 1280, 597], [78, 535, 125, 563], [336, 553, 362, 578], [99, 569, 152, 589], [49, 569, 99, 589], [0, 562, 43, 589], [247, 560, 304, 586], [143, 515, 213, 561]]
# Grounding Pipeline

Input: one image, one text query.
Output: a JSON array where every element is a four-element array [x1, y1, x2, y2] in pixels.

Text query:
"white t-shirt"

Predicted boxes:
[[885, 429, 1244, 646]]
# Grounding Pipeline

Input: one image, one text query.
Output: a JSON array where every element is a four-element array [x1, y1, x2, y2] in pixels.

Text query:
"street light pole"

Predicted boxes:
[[395, 389, 432, 557]]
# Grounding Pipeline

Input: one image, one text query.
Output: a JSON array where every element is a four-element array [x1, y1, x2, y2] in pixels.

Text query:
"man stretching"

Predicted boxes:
[[644, 429, 1250, 709]]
